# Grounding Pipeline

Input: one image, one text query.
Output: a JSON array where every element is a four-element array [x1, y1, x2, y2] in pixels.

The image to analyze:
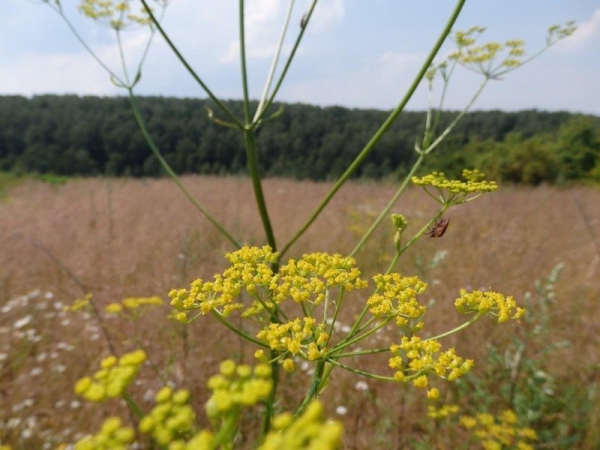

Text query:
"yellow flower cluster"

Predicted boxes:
[[256, 317, 328, 360], [138, 387, 196, 446], [389, 337, 474, 388], [74, 350, 146, 401], [64, 293, 93, 312], [274, 252, 367, 305], [74, 417, 135, 450], [454, 289, 525, 323], [105, 295, 163, 313], [205, 360, 272, 419], [169, 246, 276, 320], [259, 401, 343, 450], [412, 169, 498, 194], [78, 0, 157, 29], [460, 409, 538, 450], [427, 404, 460, 420], [368, 273, 428, 329], [447, 27, 526, 77], [547, 21, 577, 44], [169, 246, 367, 322]]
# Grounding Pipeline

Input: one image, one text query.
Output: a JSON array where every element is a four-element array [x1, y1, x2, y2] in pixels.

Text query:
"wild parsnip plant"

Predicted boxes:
[[12, 0, 578, 448]]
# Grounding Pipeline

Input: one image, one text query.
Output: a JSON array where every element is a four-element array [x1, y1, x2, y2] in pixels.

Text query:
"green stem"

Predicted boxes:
[[243, 130, 277, 250], [331, 347, 390, 359], [261, 352, 280, 438], [280, 0, 467, 258], [424, 311, 486, 341], [210, 310, 268, 347], [295, 359, 326, 416], [139, 0, 242, 128], [127, 90, 240, 248], [256, 0, 319, 123], [253, 0, 296, 122], [239, 0, 252, 124], [328, 358, 396, 382], [424, 77, 488, 155], [122, 391, 145, 418]]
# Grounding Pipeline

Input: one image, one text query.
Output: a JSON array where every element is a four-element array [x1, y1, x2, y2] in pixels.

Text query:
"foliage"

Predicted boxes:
[[1, 94, 597, 183]]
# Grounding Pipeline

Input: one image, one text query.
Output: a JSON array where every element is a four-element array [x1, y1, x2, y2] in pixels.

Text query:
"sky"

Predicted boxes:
[[1, 0, 599, 115]]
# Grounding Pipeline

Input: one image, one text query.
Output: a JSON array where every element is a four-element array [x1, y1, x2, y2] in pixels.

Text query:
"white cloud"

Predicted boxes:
[[310, 0, 345, 33], [219, 0, 282, 64], [0, 51, 116, 96]]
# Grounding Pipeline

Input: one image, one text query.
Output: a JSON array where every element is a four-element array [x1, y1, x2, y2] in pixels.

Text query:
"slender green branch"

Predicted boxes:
[[209, 310, 267, 347], [327, 358, 396, 382], [280, 0, 467, 258], [127, 90, 241, 248], [139, 0, 242, 128], [122, 391, 145, 418], [331, 347, 390, 359], [48, 4, 124, 84], [239, 0, 252, 124], [262, 352, 280, 436], [295, 359, 326, 416], [424, 77, 488, 155], [424, 311, 486, 341], [256, 0, 319, 122], [243, 130, 277, 250], [254, 0, 296, 122]]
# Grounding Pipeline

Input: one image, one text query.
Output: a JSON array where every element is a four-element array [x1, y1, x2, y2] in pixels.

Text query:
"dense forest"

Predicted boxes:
[[0, 95, 598, 184]]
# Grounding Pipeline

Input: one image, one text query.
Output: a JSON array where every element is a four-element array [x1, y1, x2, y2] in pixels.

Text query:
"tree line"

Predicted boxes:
[[0, 95, 598, 184]]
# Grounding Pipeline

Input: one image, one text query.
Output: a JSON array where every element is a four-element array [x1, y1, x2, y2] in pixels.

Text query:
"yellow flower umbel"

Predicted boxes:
[[412, 169, 498, 207], [78, 0, 166, 30], [64, 293, 93, 312], [460, 409, 538, 450], [73, 416, 135, 450], [368, 273, 428, 331], [259, 400, 343, 450], [256, 317, 329, 360], [74, 349, 147, 402], [389, 336, 474, 388], [105, 295, 163, 316], [168, 246, 367, 323], [205, 360, 273, 421], [455, 289, 525, 323], [138, 387, 196, 447]]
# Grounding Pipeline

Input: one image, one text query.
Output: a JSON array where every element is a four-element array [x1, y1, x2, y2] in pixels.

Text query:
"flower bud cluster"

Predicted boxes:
[[105, 296, 163, 314], [389, 337, 474, 390], [138, 387, 196, 446], [74, 350, 147, 401], [368, 273, 428, 330], [73, 416, 135, 450], [78, 0, 164, 30], [169, 246, 367, 322], [454, 289, 525, 323], [205, 360, 272, 419], [460, 409, 538, 450], [256, 317, 328, 360], [259, 401, 343, 450]]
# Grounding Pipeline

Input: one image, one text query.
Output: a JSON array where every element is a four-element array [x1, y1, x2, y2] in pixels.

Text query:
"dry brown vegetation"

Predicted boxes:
[[1, 175, 599, 448]]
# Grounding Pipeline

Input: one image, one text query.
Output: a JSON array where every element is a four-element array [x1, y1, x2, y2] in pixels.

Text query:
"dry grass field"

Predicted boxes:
[[1, 175, 599, 448]]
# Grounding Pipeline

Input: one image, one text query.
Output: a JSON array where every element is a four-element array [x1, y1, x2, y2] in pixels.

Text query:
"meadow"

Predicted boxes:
[[1, 175, 599, 448]]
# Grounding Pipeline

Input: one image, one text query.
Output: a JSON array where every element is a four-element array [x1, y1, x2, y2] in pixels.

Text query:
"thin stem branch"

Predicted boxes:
[[253, 0, 296, 122], [127, 90, 241, 248], [239, 0, 252, 124]]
